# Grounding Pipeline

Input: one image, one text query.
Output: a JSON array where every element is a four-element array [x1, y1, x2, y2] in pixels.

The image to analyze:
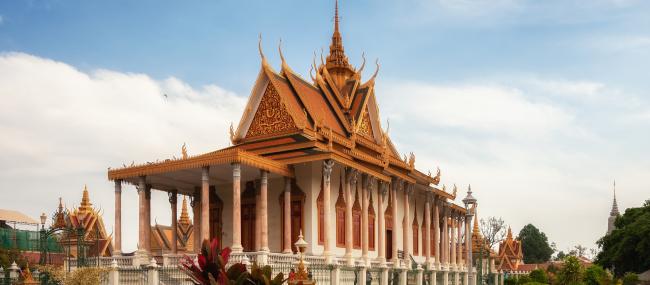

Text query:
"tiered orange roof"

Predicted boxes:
[[151, 196, 195, 253], [497, 227, 524, 271], [108, 1, 454, 201], [60, 186, 113, 257]]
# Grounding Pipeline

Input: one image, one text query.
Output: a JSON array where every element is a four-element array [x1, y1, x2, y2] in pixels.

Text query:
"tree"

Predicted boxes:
[[480, 216, 507, 249], [519, 224, 554, 263], [555, 251, 567, 261], [570, 245, 588, 258], [529, 269, 549, 284], [558, 256, 584, 285], [596, 199, 650, 277], [584, 265, 610, 285], [621, 273, 639, 285]]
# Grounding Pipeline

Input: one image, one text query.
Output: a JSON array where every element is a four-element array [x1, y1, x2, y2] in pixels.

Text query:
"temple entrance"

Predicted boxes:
[[209, 187, 223, 248], [386, 230, 393, 260], [241, 181, 257, 252], [279, 180, 305, 252]]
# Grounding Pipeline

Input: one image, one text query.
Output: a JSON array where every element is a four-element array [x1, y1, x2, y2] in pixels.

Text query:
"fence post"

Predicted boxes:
[[9, 261, 19, 281], [381, 265, 389, 285], [331, 263, 340, 285], [416, 265, 424, 285], [360, 265, 367, 285], [108, 259, 119, 285], [148, 258, 159, 285], [400, 268, 407, 285]]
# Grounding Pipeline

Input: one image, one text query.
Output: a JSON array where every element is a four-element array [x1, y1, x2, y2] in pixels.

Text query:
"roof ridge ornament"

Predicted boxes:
[[258, 34, 270, 69]]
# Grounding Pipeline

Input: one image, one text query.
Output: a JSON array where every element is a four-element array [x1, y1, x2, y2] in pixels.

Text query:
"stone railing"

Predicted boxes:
[[53, 252, 479, 285]]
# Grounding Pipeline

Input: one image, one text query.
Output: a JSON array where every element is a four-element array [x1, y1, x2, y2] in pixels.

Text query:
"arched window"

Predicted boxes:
[[317, 176, 324, 245], [368, 190, 376, 251], [352, 188, 361, 249], [335, 179, 346, 248]]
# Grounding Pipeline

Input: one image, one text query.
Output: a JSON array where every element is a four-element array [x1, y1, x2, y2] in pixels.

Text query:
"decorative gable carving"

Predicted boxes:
[[246, 83, 297, 138], [358, 108, 373, 138]]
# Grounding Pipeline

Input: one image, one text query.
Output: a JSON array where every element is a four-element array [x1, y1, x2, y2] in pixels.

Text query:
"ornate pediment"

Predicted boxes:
[[358, 108, 373, 138], [245, 83, 298, 139]]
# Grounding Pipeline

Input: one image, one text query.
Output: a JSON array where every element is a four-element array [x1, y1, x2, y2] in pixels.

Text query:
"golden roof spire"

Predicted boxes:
[[326, 0, 352, 72], [506, 226, 513, 239], [179, 196, 191, 226], [79, 185, 92, 213]]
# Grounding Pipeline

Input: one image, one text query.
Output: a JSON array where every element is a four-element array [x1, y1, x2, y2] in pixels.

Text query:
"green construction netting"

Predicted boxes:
[[0, 228, 63, 252]]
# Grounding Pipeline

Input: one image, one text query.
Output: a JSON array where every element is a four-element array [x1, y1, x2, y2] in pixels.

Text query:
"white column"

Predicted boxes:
[[424, 194, 431, 265], [191, 189, 201, 253], [169, 190, 178, 254], [323, 160, 335, 262], [137, 176, 147, 253], [231, 163, 243, 252], [451, 215, 457, 269], [283, 177, 292, 253], [434, 198, 440, 266], [403, 183, 411, 262], [114, 179, 122, 255], [255, 180, 261, 251], [144, 184, 151, 252], [345, 168, 357, 264], [457, 216, 463, 266], [378, 182, 387, 263], [201, 166, 210, 242], [260, 170, 269, 252], [391, 181, 399, 264], [362, 175, 370, 262]]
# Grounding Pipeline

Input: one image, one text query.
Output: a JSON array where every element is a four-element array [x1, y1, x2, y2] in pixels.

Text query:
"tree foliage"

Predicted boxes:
[[583, 265, 611, 285], [596, 200, 650, 277], [519, 224, 554, 263], [480, 216, 507, 249], [621, 273, 639, 285], [529, 269, 549, 284], [558, 256, 584, 285]]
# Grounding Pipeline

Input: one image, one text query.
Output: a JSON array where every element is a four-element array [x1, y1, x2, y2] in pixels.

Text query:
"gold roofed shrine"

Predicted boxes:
[[107, 2, 503, 285]]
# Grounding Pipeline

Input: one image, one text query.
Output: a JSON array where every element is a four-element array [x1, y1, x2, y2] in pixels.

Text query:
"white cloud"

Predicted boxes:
[[0, 52, 246, 252], [376, 78, 650, 251], [378, 81, 573, 138]]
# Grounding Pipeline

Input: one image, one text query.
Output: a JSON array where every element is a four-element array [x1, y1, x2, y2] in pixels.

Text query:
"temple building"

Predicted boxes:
[[496, 228, 523, 272], [56, 186, 114, 258], [150, 196, 195, 256], [107, 3, 493, 284]]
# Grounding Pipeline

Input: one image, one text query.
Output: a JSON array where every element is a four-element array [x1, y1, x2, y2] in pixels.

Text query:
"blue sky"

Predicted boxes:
[[1, 0, 649, 256]]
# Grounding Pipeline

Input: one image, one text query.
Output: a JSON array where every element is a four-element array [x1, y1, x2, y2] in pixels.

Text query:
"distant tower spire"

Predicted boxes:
[[610, 180, 619, 216], [607, 180, 620, 234]]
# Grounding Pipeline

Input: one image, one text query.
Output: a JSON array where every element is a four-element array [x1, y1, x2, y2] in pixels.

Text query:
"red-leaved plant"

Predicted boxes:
[[179, 238, 285, 285]]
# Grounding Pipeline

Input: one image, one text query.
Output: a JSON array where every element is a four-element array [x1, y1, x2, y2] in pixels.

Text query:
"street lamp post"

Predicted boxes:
[[39, 213, 47, 265], [462, 186, 477, 285]]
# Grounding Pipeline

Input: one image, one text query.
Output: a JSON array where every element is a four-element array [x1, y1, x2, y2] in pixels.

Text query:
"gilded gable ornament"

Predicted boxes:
[[358, 109, 373, 138], [246, 83, 297, 138]]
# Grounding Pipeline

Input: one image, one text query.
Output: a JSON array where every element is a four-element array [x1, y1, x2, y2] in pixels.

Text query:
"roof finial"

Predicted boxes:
[[258, 34, 271, 69], [335, 0, 340, 34], [326, 0, 351, 70]]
